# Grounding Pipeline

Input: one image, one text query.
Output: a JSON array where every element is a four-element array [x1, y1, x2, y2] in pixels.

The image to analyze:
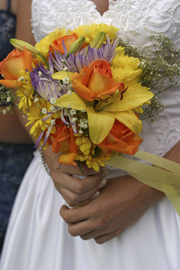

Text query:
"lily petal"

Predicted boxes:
[[114, 111, 142, 134], [105, 85, 154, 112], [56, 92, 88, 110], [86, 106, 115, 144]]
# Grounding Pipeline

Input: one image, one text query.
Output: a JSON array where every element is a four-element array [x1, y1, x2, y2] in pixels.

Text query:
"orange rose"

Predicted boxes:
[[51, 120, 78, 166], [72, 59, 124, 101], [98, 120, 143, 156], [49, 33, 79, 54], [0, 48, 33, 88]]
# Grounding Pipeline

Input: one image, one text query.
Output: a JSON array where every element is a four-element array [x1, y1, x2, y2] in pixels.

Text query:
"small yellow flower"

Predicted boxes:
[[16, 70, 34, 113], [26, 99, 60, 139], [70, 23, 118, 44], [115, 46, 125, 55], [85, 150, 112, 172], [111, 54, 151, 114], [75, 136, 92, 155], [112, 54, 142, 87], [75, 135, 112, 172]]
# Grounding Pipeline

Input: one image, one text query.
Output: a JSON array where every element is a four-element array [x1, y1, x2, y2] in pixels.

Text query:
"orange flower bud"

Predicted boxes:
[[51, 120, 78, 166]]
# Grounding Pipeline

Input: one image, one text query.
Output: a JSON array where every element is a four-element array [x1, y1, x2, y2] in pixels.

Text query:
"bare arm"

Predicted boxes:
[[0, 0, 34, 144], [6, 0, 36, 142], [16, 0, 35, 44]]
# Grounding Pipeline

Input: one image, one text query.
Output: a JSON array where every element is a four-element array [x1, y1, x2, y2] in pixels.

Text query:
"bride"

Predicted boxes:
[[1, 0, 180, 269]]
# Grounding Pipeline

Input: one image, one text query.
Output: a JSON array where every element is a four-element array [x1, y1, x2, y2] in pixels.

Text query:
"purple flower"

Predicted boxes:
[[29, 63, 65, 103], [50, 36, 119, 73]]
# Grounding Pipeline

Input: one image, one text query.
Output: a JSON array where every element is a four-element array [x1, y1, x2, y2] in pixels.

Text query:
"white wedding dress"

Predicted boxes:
[[1, 0, 180, 269]]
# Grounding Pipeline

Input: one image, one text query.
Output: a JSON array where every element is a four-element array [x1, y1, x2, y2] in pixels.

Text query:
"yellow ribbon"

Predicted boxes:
[[105, 150, 180, 215]]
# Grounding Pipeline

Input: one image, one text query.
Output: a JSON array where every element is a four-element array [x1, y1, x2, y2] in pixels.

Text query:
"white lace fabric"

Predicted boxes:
[[31, 0, 180, 48]]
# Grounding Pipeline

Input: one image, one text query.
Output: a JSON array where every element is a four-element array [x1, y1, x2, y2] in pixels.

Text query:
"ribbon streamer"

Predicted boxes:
[[105, 151, 180, 215]]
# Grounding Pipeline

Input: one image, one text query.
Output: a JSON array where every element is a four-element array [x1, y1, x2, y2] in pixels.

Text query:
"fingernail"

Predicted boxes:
[[99, 178, 107, 189], [92, 191, 100, 199], [103, 168, 108, 177]]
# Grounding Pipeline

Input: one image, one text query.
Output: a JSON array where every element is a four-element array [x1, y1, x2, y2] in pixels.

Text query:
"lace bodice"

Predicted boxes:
[[31, 0, 180, 48], [31, 0, 180, 157]]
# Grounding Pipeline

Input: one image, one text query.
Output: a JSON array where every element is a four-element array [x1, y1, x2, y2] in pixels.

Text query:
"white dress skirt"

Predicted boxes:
[[1, 0, 180, 269], [0, 150, 180, 270]]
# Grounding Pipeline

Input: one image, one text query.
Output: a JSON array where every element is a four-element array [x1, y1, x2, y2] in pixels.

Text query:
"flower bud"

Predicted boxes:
[[10, 38, 38, 55], [90, 32, 106, 49], [66, 36, 85, 58]]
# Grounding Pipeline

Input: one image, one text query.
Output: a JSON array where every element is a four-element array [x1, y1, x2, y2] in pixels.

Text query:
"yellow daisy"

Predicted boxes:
[[16, 70, 34, 113], [70, 23, 119, 44], [75, 135, 112, 172], [26, 99, 60, 139], [112, 54, 142, 87]]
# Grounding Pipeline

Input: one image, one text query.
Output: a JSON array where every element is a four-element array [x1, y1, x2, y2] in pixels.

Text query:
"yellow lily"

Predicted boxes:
[[10, 38, 39, 55], [55, 85, 153, 144]]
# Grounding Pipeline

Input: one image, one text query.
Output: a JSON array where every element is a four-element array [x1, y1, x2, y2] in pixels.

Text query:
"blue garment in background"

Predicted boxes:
[[0, 143, 34, 252], [0, 0, 16, 62]]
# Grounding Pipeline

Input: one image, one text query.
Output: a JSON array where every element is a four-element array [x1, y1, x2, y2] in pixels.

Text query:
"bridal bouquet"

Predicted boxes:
[[1, 23, 180, 213], [0, 24, 153, 171]]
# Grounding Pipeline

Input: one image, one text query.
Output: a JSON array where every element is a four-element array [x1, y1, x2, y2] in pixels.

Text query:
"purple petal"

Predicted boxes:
[[35, 130, 44, 148]]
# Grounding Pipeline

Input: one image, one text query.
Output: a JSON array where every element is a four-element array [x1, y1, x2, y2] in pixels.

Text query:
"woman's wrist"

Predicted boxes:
[[144, 183, 165, 207]]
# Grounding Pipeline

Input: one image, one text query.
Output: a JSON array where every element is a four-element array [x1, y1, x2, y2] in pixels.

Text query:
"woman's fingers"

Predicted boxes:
[[61, 176, 164, 244], [94, 230, 121, 245], [43, 146, 108, 205], [59, 183, 103, 207], [61, 206, 102, 236], [60, 205, 89, 223], [54, 171, 107, 194]]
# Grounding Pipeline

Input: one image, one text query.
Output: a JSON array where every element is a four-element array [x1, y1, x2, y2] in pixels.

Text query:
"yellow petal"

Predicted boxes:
[[86, 106, 115, 144], [91, 161, 100, 172], [56, 92, 88, 110], [52, 71, 74, 81], [105, 85, 153, 112], [114, 110, 142, 134]]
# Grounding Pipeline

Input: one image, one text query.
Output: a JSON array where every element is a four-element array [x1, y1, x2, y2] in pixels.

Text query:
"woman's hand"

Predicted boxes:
[[60, 141, 180, 244], [60, 175, 164, 244], [43, 146, 108, 206]]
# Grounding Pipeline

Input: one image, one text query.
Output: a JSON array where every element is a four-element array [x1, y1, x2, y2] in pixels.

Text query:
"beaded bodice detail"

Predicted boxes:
[[31, 0, 180, 49], [31, 0, 180, 156]]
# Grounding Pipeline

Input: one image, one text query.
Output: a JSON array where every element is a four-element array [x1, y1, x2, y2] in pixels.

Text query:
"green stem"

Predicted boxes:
[[37, 52, 49, 69]]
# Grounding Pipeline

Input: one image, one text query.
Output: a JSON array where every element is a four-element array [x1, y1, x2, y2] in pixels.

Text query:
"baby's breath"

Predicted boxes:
[[118, 35, 180, 120], [0, 85, 15, 113]]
